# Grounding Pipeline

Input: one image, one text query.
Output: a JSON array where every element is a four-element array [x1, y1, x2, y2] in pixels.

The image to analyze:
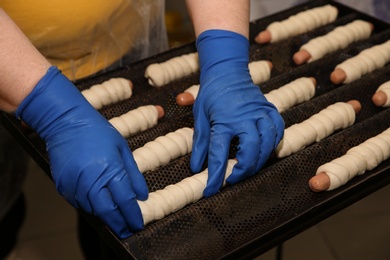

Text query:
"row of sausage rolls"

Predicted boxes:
[[177, 76, 316, 112], [81, 78, 165, 137], [134, 101, 361, 225]]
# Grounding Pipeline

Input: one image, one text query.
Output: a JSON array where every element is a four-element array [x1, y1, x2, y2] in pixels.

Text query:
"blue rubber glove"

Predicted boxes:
[[191, 30, 285, 197], [15, 67, 148, 238]]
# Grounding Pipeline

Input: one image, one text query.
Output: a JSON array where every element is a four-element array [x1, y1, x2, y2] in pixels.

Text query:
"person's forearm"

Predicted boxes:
[[185, 0, 249, 38], [0, 9, 51, 113]]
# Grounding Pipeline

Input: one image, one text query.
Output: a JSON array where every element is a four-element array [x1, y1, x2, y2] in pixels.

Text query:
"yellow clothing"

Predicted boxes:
[[1, 0, 166, 80]]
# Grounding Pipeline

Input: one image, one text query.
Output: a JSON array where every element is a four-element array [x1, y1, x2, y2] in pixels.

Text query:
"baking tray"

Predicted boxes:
[[3, 0, 390, 259]]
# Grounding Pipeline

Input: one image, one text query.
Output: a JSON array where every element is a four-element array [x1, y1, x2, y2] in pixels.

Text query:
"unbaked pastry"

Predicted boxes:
[[300, 20, 372, 62], [81, 78, 132, 109], [264, 77, 316, 113], [275, 102, 356, 158], [133, 127, 193, 173], [138, 159, 237, 225], [109, 105, 160, 138], [266, 4, 338, 43], [336, 39, 390, 83], [145, 52, 199, 87], [316, 128, 390, 190], [248, 60, 272, 85]]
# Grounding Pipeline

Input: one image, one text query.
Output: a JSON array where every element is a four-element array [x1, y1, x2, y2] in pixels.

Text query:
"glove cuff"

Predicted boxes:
[[15, 66, 96, 139], [196, 29, 250, 80]]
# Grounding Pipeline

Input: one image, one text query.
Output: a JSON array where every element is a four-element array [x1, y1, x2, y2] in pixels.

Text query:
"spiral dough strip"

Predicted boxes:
[[316, 128, 390, 190], [264, 77, 316, 113], [109, 105, 160, 138], [336, 39, 390, 83], [145, 52, 199, 87], [248, 60, 272, 85], [300, 20, 372, 63], [138, 159, 237, 225], [132, 127, 194, 173], [267, 4, 338, 43], [275, 102, 356, 158], [81, 78, 133, 109]]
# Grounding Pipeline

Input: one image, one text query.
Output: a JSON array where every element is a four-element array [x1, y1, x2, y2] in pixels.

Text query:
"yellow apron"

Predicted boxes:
[[1, 0, 166, 80]]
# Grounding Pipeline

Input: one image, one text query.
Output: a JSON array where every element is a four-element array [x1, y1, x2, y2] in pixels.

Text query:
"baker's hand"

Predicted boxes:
[[191, 30, 284, 197], [15, 67, 148, 238]]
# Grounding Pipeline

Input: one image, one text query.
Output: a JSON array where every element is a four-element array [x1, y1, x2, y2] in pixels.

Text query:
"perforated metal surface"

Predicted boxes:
[[4, 0, 390, 259], [75, 1, 390, 259]]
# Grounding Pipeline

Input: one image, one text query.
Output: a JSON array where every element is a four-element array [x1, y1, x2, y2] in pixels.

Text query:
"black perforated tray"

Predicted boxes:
[[3, 0, 390, 259]]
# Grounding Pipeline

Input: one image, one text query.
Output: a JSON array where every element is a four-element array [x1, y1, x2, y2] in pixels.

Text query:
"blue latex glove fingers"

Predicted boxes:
[[225, 126, 262, 185], [107, 173, 144, 232], [202, 125, 231, 197], [88, 182, 133, 238], [190, 109, 211, 173], [121, 143, 149, 200], [91, 173, 143, 238]]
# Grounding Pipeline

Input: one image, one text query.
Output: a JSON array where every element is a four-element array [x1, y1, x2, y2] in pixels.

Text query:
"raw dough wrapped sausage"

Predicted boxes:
[[145, 52, 199, 87], [109, 105, 164, 138], [81, 78, 133, 109], [255, 5, 338, 44], [275, 101, 360, 158], [331, 39, 390, 84], [133, 127, 193, 173], [248, 60, 273, 85], [138, 159, 237, 225], [310, 128, 390, 191], [264, 77, 316, 113], [294, 20, 373, 64]]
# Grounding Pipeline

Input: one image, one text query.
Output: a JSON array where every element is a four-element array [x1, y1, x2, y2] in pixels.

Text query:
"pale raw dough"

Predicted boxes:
[[376, 81, 390, 107], [81, 78, 132, 109], [336, 39, 390, 83], [109, 105, 160, 138], [264, 77, 316, 113], [267, 5, 338, 43], [132, 127, 193, 173], [138, 159, 237, 225], [145, 52, 199, 87], [248, 60, 272, 85], [316, 128, 390, 190], [301, 20, 372, 62], [276, 102, 356, 158]]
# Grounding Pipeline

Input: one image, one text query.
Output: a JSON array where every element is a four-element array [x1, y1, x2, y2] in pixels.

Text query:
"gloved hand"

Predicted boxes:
[[191, 30, 285, 197], [15, 66, 148, 238]]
